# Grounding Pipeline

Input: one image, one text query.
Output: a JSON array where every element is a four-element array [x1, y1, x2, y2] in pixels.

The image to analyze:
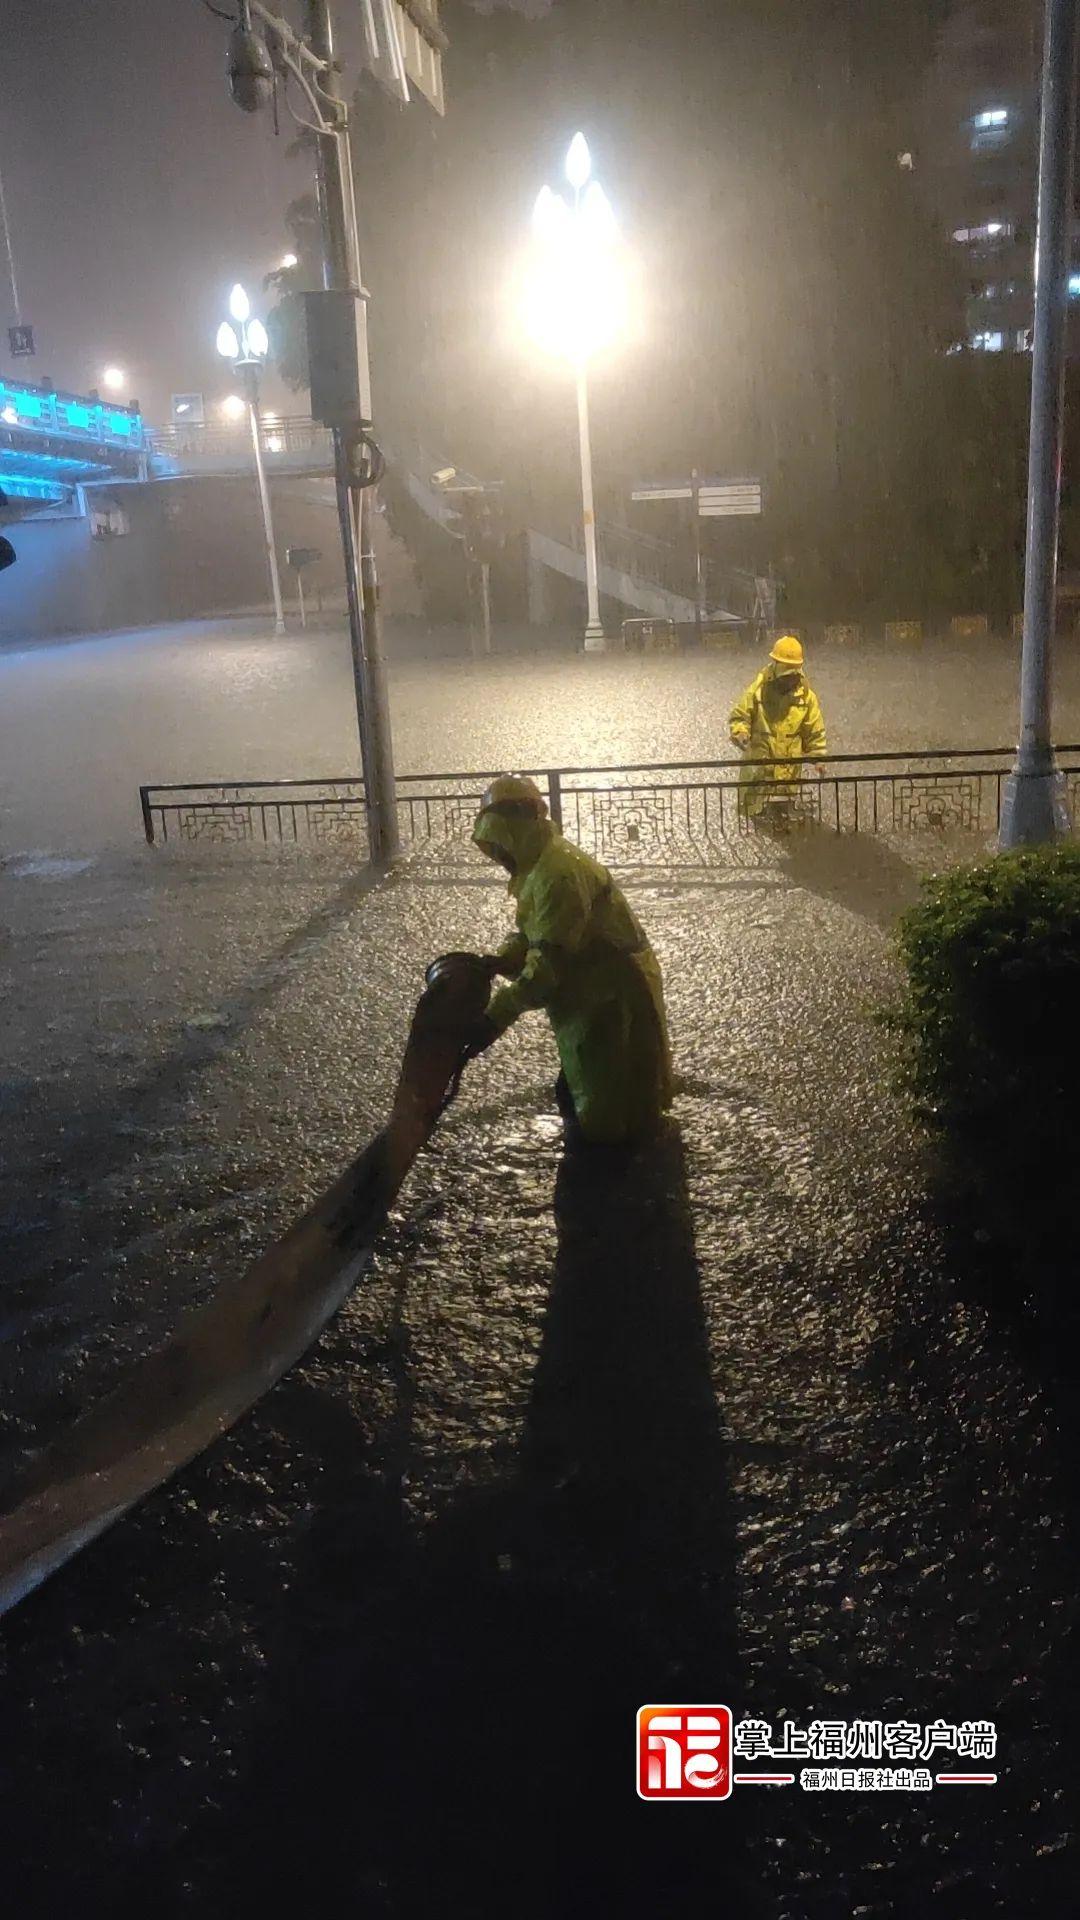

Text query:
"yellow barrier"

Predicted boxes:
[[885, 620, 922, 644], [622, 617, 678, 653], [951, 614, 989, 639]]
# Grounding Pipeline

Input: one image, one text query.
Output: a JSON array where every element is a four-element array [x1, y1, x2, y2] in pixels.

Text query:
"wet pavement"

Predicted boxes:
[[1, 624, 1079, 1912]]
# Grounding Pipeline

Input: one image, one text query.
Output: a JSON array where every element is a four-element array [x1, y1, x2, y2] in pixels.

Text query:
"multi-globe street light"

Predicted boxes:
[[524, 132, 629, 652], [216, 281, 285, 637]]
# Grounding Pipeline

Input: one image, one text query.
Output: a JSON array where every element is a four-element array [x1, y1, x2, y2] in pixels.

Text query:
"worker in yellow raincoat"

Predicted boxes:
[[729, 634, 827, 817], [463, 776, 673, 1146]]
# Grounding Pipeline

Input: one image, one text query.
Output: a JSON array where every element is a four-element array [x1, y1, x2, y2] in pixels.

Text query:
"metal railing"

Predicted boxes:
[[149, 414, 335, 463], [139, 746, 1080, 864]]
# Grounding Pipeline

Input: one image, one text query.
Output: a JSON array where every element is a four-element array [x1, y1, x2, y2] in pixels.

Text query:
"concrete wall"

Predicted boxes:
[[0, 475, 420, 643]]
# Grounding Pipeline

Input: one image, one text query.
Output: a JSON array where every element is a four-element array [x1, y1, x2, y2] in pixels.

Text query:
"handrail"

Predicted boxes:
[[140, 744, 1080, 800]]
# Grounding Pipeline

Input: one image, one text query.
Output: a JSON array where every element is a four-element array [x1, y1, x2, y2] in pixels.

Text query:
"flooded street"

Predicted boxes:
[[1, 620, 1079, 1913], [3, 615, 1080, 851]]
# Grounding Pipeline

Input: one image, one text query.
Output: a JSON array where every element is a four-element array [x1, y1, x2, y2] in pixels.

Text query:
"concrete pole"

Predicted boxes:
[[1000, 0, 1078, 847], [304, 0, 399, 864], [243, 363, 286, 636], [576, 359, 606, 652]]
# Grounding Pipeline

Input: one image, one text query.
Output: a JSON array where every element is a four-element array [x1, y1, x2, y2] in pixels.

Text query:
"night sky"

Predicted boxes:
[[0, 1, 311, 421], [0, 2, 550, 424]]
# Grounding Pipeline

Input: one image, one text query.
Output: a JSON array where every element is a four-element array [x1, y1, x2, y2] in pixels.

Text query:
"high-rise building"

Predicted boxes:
[[917, 0, 1061, 354]]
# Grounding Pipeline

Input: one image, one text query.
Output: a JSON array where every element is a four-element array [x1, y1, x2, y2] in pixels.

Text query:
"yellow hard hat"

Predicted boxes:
[[769, 635, 804, 668], [477, 774, 548, 818]]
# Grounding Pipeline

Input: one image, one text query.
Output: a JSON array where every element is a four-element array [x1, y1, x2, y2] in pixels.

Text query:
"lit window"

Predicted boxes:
[[975, 108, 1009, 129], [1069, 273, 1080, 295], [953, 220, 1013, 245], [971, 330, 1004, 352]]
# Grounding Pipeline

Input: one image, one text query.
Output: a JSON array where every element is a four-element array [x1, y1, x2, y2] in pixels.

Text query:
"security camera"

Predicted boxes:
[[432, 467, 457, 488], [227, 27, 275, 113]]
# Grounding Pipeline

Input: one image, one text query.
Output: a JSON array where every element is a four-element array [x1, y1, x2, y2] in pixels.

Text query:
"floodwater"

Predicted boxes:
[[1, 619, 1079, 1914], [3, 615, 1080, 851]]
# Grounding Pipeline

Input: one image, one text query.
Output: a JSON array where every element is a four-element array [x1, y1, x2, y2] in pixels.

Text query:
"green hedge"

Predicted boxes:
[[893, 845, 1080, 1180]]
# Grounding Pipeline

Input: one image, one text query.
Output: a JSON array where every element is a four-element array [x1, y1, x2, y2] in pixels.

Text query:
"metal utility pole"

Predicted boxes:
[[0, 153, 20, 321], [1000, 0, 1079, 848], [304, 0, 399, 862]]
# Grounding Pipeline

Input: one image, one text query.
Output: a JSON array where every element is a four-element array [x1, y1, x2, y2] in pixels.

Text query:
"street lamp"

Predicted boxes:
[[999, 0, 1077, 846], [524, 133, 629, 652], [101, 365, 127, 393], [216, 282, 286, 636]]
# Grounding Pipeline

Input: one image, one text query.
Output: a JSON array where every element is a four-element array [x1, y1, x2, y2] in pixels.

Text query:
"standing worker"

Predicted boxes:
[[729, 635, 827, 817], [462, 776, 673, 1147]]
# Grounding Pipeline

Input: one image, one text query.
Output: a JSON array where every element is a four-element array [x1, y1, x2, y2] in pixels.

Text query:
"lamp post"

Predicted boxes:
[[999, 0, 1078, 847], [527, 134, 627, 654], [216, 282, 286, 637]]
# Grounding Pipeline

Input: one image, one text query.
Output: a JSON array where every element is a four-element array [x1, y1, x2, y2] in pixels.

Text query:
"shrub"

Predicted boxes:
[[892, 845, 1080, 1195]]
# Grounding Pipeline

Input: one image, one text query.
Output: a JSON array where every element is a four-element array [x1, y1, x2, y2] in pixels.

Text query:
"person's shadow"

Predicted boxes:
[[178, 1127, 751, 1917]]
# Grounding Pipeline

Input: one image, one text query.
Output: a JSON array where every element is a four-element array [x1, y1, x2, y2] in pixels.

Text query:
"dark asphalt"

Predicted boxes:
[[2, 825, 1079, 1915]]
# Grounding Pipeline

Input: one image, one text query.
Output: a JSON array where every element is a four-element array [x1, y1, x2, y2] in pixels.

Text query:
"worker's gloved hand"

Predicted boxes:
[[460, 1014, 499, 1064]]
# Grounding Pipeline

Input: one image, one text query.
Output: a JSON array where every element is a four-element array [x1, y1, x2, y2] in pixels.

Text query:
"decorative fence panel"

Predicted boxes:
[[141, 748, 1080, 867]]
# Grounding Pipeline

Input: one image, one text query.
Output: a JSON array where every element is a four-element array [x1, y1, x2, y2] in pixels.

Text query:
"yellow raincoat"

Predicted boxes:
[[729, 662, 827, 815], [472, 805, 673, 1145]]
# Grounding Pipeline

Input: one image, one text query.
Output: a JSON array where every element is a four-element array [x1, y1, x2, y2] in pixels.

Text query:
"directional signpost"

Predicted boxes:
[[631, 473, 764, 640]]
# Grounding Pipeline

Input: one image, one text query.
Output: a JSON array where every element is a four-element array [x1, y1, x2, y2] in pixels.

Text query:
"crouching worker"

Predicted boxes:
[[463, 775, 673, 1147]]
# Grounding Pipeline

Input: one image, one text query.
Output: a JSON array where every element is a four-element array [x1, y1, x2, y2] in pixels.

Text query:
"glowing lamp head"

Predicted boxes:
[[102, 366, 126, 392], [228, 282, 251, 323], [565, 132, 592, 192], [522, 161, 630, 365], [533, 184, 570, 240], [221, 393, 246, 421], [279, 252, 298, 270], [216, 321, 240, 360], [246, 317, 269, 359], [580, 181, 617, 245]]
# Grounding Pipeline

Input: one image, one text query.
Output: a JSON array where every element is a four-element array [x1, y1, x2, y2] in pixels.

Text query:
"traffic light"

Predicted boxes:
[[460, 489, 504, 564]]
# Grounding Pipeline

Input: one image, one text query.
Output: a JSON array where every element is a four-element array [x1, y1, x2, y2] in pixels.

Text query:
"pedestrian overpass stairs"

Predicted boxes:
[[146, 418, 745, 627]]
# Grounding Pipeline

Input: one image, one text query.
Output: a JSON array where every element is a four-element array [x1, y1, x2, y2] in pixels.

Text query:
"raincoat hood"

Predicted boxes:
[[472, 805, 557, 882]]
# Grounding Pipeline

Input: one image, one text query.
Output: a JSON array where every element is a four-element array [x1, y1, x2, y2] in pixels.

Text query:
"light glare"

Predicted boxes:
[[216, 321, 240, 360], [246, 317, 269, 359], [221, 393, 246, 421], [102, 366, 126, 391], [228, 283, 251, 323], [565, 132, 591, 191]]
